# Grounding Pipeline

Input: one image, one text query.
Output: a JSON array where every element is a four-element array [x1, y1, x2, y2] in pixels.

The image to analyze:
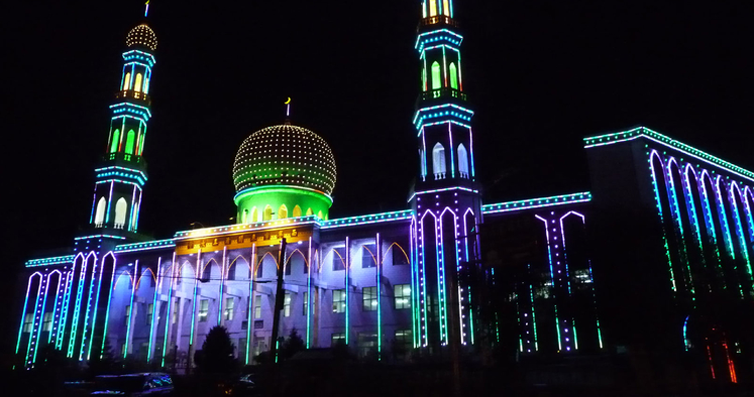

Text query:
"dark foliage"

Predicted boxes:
[[196, 325, 238, 375]]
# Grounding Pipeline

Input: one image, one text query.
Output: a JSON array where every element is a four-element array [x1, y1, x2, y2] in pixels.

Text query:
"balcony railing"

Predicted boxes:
[[420, 15, 457, 27], [420, 88, 467, 102], [105, 152, 144, 165], [116, 90, 150, 103]]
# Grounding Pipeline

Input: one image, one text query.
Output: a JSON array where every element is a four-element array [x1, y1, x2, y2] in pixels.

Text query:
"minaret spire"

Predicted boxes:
[[284, 97, 292, 125], [144, 0, 150, 17]]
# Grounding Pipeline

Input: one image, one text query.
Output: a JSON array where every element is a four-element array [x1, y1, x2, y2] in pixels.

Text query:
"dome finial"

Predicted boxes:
[[284, 97, 292, 125], [144, 0, 150, 17]]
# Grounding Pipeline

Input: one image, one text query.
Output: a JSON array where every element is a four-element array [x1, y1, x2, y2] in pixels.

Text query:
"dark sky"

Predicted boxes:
[[3, 0, 753, 275]]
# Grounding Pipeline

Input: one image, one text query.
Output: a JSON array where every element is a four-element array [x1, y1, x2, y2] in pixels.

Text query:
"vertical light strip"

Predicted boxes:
[[160, 252, 176, 367], [29, 273, 48, 367], [648, 151, 678, 292], [218, 247, 227, 325], [246, 244, 256, 365], [345, 237, 350, 345], [529, 283, 538, 351], [86, 252, 110, 360], [448, 123, 455, 178], [57, 269, 74, 350], [123, 261, 138, 359], [189, 250, 202, 356], [536, 215, 562, 351], [89, 189, 98, 224], [376, 233, 382, 360], [100, 255, 117, 359], [105, 181, 114, 224], [79, 252, 100, 360], [420, 214, 430, 347], [442, 46, 448, 87], [67, 254, 89, 357], [15, 274, 36, 357], [468, 127, 476, 178], [48, 271, 63, 344], [665, 159, 695, 296], [147, 257, 162, 362], [408, 219, 418, 347], [306, 237, 312, 348]]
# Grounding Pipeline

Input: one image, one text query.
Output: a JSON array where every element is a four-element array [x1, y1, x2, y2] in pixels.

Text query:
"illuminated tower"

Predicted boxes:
[[89, 23, 157, 234], [410, 0, 483, 352]]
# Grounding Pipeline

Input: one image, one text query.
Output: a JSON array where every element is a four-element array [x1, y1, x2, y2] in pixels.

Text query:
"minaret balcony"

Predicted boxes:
[[421, 87, 467, 102], [116, 90, 151, 104], [420, 15, 457, 27]]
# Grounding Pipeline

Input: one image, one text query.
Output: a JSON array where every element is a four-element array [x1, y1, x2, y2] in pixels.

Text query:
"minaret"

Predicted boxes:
[[410, 0, 483, 352], [88, 22, 157, 235]]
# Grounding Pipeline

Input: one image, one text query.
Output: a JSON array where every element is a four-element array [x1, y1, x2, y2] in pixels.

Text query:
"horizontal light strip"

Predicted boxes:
[[115, 239, 176, 253], [175, 216, 322, 239], [482, 192, 592, 215], [321, 210, 413, 229], [74, 234, 127, 241], [584, 127, 754, 181], [26, 255, 75, 268], [407, 186, 479, 203], [415, 28, 464, 50]]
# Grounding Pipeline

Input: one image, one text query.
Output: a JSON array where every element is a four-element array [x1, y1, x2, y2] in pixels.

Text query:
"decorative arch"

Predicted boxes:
[[113, 271, 133, 290], [432, 143, 446, 177], [323, 248, 346, 271], [382, 242, 410, 265], [257, 251, 278, 274], [114, 198, 127, 229], [457, 143, 469, 177], [431, 61, 442, 90], [278, 204, 288, 219], [125, 130, 136, 154], [317, 210, 323, 219], [286, 249, 309, 274], [361, 245, 377, 267], [227, 255, 250, 280], [134, 73, 143, 93], [263, 205, 273, 221], [293, 205, 302, 218], [306, 208, 313, 216], [136, 267, 157, 289], [94, 197, 107, 227], [201, 258, 222, 281], [176, 261, 195, 285], [123, 72, 131, 90], [110, 129, 120, 153], [449, 62, 458, 90], [251, 207, 258, 223]]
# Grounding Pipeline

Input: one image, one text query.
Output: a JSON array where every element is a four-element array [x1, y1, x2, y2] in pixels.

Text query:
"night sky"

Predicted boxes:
[[2, 1, 752, 345]]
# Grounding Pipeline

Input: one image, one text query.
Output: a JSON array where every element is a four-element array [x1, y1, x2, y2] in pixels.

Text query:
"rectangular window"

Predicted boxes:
[[394, 329, 412, 355], [362, 286, 377, 311], [171, 300, 179, 324], [358, 333, 377, 358], [361, 244, 376, 268], [23, 313, 33, 333], [43, 312, 53, 332], [285, 260, 292, 276], [331, 332, 345, 346], [283, 292, 292, 317], [124, 305, 131, 326], [224, 297, 235, 321], [303, 291, 308, 316], [332, 247, 346, 271], [254, 295, 262, 319], [392, 243, 409, 265], [239, 338, 247, 359], [147, 303, 154, 325], [199, 299, 209, 322], [332, 289, 346, 313], [394, 284, 411, 309]]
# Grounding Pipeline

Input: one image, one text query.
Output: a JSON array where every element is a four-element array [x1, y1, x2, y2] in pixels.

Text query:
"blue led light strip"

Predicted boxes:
[[415, 28, 463, 50], [482, 192, 592, 215], [246, 244, 255, 365], [25, 255, 75, 268], [67, 254, 91, 358], [323, 210, 413, 229], [123, 261, 138, 359], [161, 253, 176, 367], [100, 255, 117, 359], [585, 127, 754, 183], [147, 257, 162, 362]]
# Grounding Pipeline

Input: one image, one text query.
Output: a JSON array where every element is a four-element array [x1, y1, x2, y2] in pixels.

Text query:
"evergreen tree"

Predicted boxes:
[[196, 325, 237, 374], [281, 328, 305, 360]]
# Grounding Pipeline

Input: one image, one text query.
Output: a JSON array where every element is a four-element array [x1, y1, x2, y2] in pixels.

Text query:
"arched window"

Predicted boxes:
[[114, 197, 127, 229], [306, 208, 313, 216], [317, 210, 323, 219], [457, 143, 469, 178], [110, 129, 120, 153], [125, 130, 136, 154], [278, 204, 288, 219], [293, 205, 302, 218], [429, 0, 437, 16], [431, 62, 442, 90], [443, 0, 450, 16], [432, 143, 446, 178], [123, 72, 131, 90], [251, 207, 258, 223], [134, 73, 143, 93], [449, 63, 458, 90], [263, 205, 272, 221], [94, 197, 107, 227], [422, 1, 427, 18]]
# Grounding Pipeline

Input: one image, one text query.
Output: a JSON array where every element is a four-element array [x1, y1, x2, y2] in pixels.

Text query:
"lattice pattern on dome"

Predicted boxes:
[[233, 124, 337, 195], [126, 24, 158, 51]]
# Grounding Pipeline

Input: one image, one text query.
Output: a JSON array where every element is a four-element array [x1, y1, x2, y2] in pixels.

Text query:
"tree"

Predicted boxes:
[[196, 325, 237, 375], [281, 328, 305, 360], [88, 338, 119, 376]]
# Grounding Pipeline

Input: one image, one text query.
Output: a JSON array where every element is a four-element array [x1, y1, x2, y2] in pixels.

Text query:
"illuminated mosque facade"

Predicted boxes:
[[14, 1, 753, 384]]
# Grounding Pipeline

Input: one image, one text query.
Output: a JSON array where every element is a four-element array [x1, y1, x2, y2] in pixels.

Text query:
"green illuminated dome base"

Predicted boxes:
[[232, 123, 337, 223]]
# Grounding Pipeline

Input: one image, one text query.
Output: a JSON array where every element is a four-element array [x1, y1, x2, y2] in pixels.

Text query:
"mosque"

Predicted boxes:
[[14, 1, 752, 385]]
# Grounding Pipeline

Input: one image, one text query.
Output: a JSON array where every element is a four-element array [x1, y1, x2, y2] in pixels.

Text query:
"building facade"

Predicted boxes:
[[14, 1, 752, 385]]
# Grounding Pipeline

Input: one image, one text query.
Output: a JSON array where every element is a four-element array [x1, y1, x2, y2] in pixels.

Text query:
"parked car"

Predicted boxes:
[[91, 373, 174, 396], [228, 373, 261, 396]]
